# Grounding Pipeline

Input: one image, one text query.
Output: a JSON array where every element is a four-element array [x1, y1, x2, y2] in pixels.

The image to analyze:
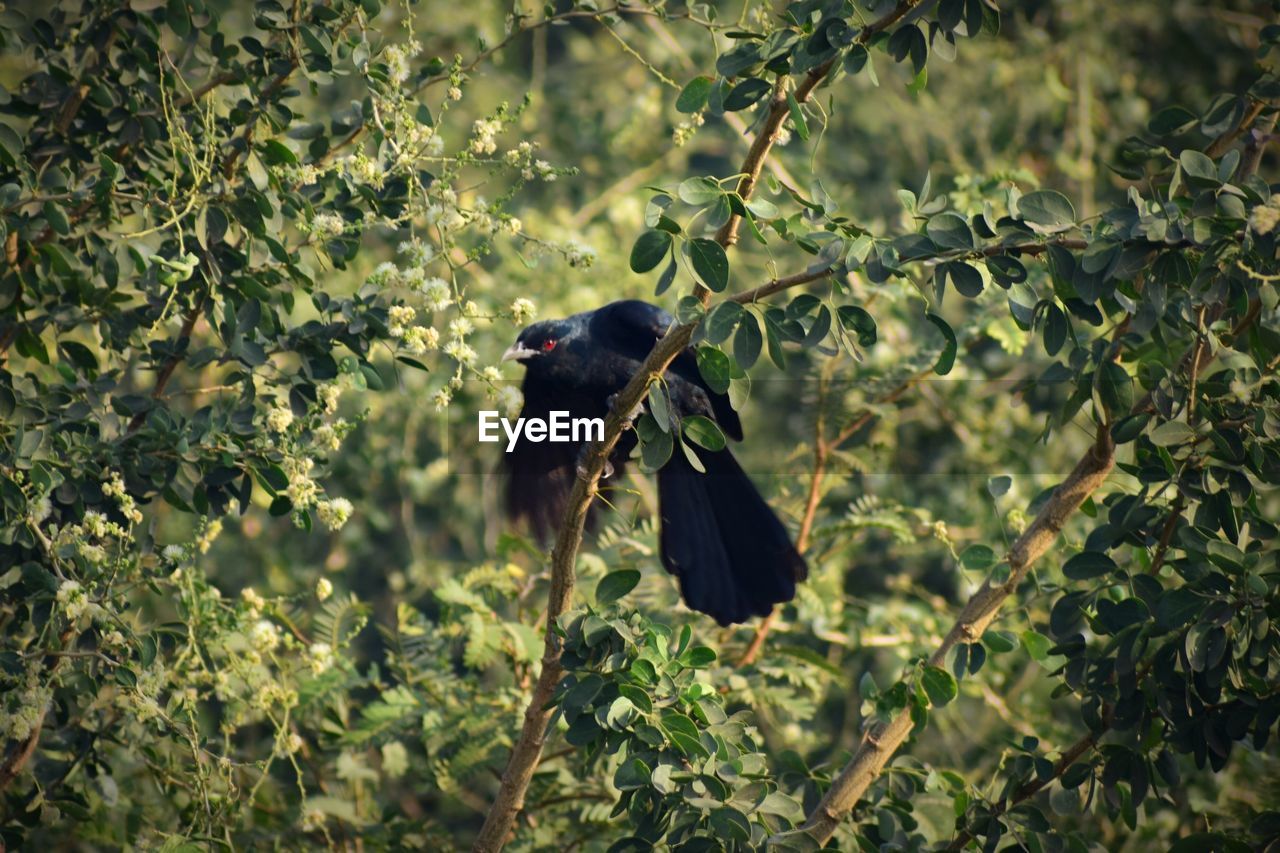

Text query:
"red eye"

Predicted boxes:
[[541, 338, 557, 351]]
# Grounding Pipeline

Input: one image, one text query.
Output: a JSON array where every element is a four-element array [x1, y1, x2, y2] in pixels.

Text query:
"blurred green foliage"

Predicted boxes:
[[1, 0, 1279, 849]]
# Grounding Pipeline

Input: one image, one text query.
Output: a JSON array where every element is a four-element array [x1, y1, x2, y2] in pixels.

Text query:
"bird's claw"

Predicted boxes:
[[608, 393, 644, 430], [576, 446, 614, 481]]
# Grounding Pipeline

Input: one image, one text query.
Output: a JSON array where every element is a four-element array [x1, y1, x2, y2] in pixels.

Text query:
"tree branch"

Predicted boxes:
[[793, 260, 1269, 841], [946, 725, 1102, 850], [474, 4, 933, 848], [796, 425, 1117, 844]]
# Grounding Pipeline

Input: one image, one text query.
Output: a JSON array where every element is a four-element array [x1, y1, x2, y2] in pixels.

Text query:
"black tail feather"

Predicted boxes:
[[657, 446, 807, 626]]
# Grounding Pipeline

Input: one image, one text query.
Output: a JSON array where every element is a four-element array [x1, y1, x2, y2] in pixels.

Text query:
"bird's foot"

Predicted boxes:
[[607, 393, 644, 429], [576, 446, 614, 481]]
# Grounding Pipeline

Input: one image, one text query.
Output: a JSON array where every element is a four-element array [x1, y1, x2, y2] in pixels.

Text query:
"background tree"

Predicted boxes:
[[1, 0, 1279, 850]]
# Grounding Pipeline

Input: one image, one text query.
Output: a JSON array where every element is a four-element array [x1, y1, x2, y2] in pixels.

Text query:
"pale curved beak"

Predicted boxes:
[[502, 343, 538, 362]]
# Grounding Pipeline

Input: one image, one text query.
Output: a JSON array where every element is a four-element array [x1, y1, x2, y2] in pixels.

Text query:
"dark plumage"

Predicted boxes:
[[501, 299, 807, 626]]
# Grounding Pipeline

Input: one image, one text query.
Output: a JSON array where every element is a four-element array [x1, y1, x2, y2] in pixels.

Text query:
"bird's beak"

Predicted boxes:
[[502, 343, 538, 362]]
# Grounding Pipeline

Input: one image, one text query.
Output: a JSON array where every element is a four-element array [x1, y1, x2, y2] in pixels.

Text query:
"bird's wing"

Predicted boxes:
[[501, 373, 581, 540], [591, 300, 743, 440], [501, 372, 636, 540]]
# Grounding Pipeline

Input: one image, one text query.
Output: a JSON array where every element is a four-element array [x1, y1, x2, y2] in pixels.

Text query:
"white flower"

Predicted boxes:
[[481, 366, 502, 383], [198, 518, 223, 553], [447, 85, 462, 101], [83, 510, 109, 538], [381, 741, 409, 778], [241, 586, 266, 613], [509, 297, 536, 323], [432, 388, 451, 410], [316, 577, 333, 602], [442, 340, 477, 365], [250, 619, 281, 653], [27, 495, 52, 524], [398, 237, 436, 267], [387, 305, 416, 338], [267, 406, 294, 433], [316, 497, 353, 531], [57, 580, 90, 622], [564, 240, 597, 268], [470, 118, 503, 155], [161, 544, 185, 562], [402, 326, 438, 354], [1249, 199, 1280, 235], [287, 471, 318, 509], [313, 423, 341, 451], [418, 277, 452, 312], [382, 40, 420, 85], [102, 470, 126, 499], [311, 212, 345, 239], [308, 641, 334, 674], [447, 317, 473, 339], [497, 385, 523, 418], [367, 261, 400, 288], [345, 152, 383, 187], [317, 384, 341, 414]]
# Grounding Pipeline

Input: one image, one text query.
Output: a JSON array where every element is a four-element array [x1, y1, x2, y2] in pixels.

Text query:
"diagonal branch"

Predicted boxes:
[[797, 425, 1117, 843], [474, 4, 934, 849], [795, 284, 1268, 842]]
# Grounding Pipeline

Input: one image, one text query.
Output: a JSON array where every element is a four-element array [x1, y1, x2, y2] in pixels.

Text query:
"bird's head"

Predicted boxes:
[[502, 319, 573, 365]]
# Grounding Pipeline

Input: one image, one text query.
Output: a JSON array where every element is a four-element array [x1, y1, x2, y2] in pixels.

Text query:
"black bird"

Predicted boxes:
[[501, 299, 807, 626]]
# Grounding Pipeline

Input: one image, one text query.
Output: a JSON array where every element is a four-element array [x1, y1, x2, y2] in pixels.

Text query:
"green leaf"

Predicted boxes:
[[925, 212, 974, 249], [836, 305, 877, 347], [614, 757, 650, 790], [1094, 360, 1134, 416], [0, 123, 24, 168], [1018, 190, 1076, 228], [596, 570, 642, 606], [688, 238, 730, 291], [1148, 105, 1198, 136], [704, 301, 744, 344], [1021, 630, 1053, 662], [637, 418, 674, 472], [733, 312, 762, 369], [943, 260, 984, 297], [676, 76, 714, 113], [1178, 149, 1218, 185], [680, 645, 717, 667], [630, 229, 672, 273], [960, 544, 997, 571], [925, 312, 957, 375], [1062, 550, 1116, 580], [786, 90, 809, 140], [982, 630, 1017, 653], [1043, 302, 1068, 356], [654, 259, 678, 296], [678, 177, 723, 206], [723, 77, 771, 111], [922, 666, 958, 706], [1149, 421, 1194, 447], [696, 346, 732, 394], [682, 415, 726, 451], [649, 380, 674, 431], [564, 674, 604, 711]]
